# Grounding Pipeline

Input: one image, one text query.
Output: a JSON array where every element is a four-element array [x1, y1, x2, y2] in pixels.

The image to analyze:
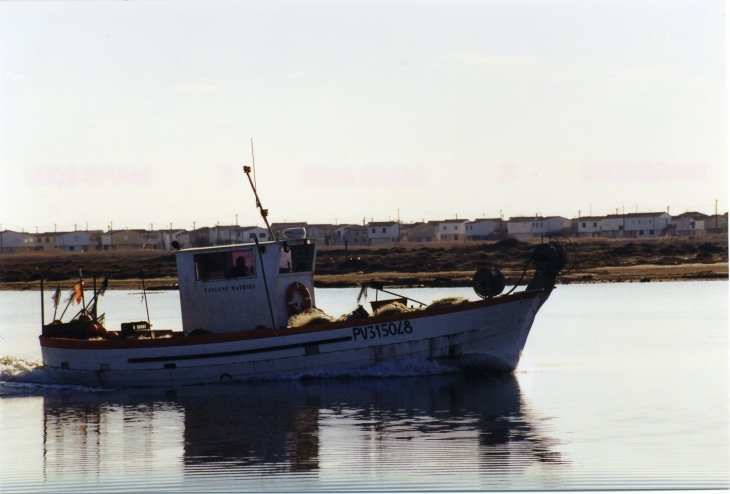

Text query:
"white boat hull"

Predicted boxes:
[[40, 289, 550, 387]]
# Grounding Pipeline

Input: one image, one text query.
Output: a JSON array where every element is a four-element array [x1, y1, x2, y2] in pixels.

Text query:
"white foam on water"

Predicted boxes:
[[0, 355, 50, 382], [0, 355, 111, 395]]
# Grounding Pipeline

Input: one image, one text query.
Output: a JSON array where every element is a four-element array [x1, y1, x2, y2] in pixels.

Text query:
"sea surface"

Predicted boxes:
[[0, 282, 727, 492]]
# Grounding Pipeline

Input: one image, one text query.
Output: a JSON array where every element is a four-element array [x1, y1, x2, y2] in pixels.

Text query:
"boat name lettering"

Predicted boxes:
[[203, 284, 255, 294], [352, 320, 413, 341]]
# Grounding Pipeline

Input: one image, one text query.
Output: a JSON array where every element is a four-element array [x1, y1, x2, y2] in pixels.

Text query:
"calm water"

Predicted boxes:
[[0, 282, 728, 492]]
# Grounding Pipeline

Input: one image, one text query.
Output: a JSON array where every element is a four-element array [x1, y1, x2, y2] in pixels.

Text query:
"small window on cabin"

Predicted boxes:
[[258, 232, 266, 238], [582, 222, 586, 227], [371, 228, 375, 233], [288, 243, 315, 273], [194, 249, 256, 281], [382, 228, 386, 233], [593, 223, 597, 227]]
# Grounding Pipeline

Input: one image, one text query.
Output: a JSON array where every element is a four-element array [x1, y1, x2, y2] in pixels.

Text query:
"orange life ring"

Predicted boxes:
[[285, 282, 312, 315]]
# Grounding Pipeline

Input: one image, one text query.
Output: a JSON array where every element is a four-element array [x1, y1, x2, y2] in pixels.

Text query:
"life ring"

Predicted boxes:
[[285, 282, 312, 315]]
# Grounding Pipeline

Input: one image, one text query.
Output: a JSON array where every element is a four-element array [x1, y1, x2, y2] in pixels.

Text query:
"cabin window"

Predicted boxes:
[[194, 249, 256, 281], [288, 243, 315, 272]]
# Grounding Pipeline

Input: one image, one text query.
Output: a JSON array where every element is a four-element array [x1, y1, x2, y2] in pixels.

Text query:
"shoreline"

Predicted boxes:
[[1, 262, 726, 291]]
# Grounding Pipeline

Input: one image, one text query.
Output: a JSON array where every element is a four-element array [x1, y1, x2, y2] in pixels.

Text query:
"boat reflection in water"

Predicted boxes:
[[41, 374, 563, 489]]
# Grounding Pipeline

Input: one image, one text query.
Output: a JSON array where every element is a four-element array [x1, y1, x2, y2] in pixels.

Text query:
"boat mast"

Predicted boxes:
[[243, 149, 275, 240]]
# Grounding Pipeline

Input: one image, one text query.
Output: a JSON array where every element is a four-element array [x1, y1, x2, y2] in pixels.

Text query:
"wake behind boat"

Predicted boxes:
[[38, 167, 573, 387]]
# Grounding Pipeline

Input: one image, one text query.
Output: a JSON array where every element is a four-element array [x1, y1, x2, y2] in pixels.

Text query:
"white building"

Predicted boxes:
[[606, 213, 672, 238], [331, 225, 358, 246], [672, 212, 710, 236], [0, 230, 34, 253], [240, 227, 272, 243], [438, 219, 469, 241], [574, 217, 604, 238], [600, 216, 626, 238], [465, 219, 503, 241], [506, 216, 570, 239], [54, 231, 100, 252], [160, 229, 188, 250], [367, 222, 400, 245], [344, 226, 368, 246], [532, 217, 571, 236], [506, 217, 537, 239]]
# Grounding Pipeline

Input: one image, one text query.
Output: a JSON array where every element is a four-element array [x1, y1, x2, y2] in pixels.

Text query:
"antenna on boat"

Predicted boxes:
[[250, 138, 257, 191], [138, 271, 154, 338], [243, 143, 275, 240]]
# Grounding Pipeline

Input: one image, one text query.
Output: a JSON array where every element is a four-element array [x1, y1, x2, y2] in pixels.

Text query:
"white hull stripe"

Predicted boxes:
[[127, 335, 353, 363]]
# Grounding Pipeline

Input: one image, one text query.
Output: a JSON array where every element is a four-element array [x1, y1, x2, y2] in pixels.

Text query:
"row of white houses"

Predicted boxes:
[[1, 211, 726, 252]]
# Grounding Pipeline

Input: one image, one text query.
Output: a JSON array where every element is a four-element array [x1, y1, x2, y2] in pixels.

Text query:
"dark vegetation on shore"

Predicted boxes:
[[0, 236, 726, 287]]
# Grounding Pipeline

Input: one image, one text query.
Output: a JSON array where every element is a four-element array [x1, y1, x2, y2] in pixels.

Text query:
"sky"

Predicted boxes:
[[0, 0, 727, 233]]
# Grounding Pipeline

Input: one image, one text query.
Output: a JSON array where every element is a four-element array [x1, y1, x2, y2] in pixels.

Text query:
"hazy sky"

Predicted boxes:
[[1, 0, 726, 233]]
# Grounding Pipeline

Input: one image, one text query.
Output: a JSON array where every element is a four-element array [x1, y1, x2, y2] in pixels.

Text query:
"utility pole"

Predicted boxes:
[[716, 199, 718, 231], [236, 214, 238, 226]]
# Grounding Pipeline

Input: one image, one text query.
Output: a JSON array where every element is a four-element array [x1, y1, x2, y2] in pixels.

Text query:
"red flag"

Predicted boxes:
[[73, 281, 84, 305]]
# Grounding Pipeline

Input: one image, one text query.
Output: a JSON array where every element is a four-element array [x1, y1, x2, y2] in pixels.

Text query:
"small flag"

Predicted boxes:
[[99, 277, 109, 297], [52, 283, 62, 309], [73, 280, 84, 305]]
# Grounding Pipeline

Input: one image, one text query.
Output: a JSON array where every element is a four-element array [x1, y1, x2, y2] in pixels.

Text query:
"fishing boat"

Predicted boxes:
[[38, 167, 572, 387]]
